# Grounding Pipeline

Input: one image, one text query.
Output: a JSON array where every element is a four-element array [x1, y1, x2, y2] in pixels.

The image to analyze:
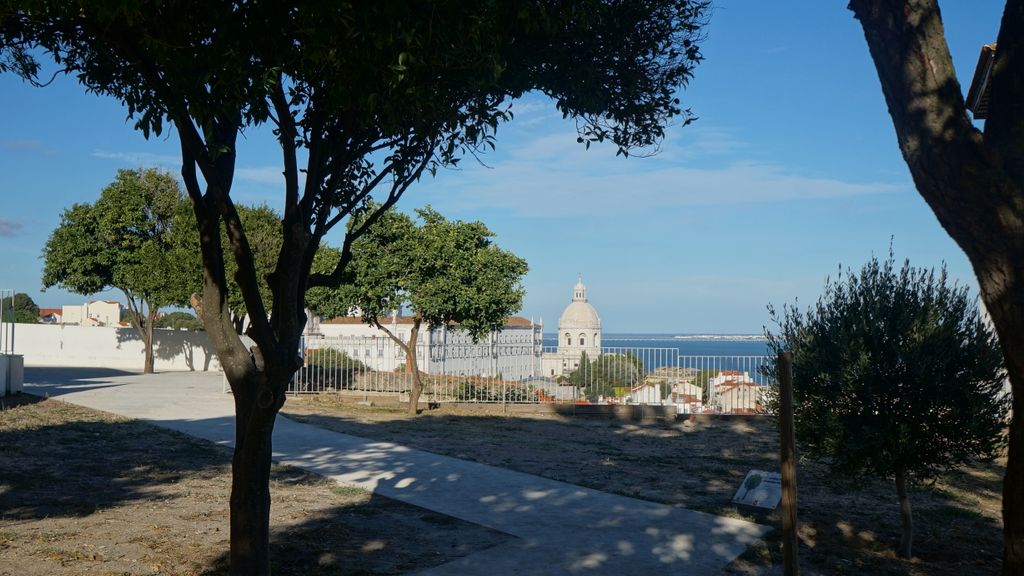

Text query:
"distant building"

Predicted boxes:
[[38, 308, 62, 324], [540, 278, 602, 377], [61, 300, 121, 327], [626, 382, 661, 404], [308, 313, 543, 381], [708, 371, 763, 414]]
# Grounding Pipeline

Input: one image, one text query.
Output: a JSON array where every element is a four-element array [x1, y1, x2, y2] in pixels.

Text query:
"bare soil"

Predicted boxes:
[[0, 395, 510, 576], [282, 396, 1006, 576]]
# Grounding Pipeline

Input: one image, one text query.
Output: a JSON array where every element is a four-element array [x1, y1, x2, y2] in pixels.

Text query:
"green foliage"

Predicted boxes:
[[658, 381, 674, 399], [4, 2, 711, 568], [569, 351, 646, 401], [171, 202, 284, 324], [305, 348, 369, 373], [156, 311, 204, 331], [1, 292, 39, 323], [41, 168, 195, 370], [766, 254, 1008, 485], [320, 205, 529, 343], [305, 245, 349, 320], [42, 169, 193, 315]]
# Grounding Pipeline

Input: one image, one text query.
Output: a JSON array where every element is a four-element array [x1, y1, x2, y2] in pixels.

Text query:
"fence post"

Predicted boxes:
[[778, 351, 799, 576]]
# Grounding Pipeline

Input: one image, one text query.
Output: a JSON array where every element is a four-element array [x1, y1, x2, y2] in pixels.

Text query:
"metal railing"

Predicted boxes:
[[288, 334, 773, 414]]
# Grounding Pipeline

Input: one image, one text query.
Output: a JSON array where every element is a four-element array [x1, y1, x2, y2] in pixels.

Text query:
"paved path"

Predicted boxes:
[[24, 367, 771, 575]]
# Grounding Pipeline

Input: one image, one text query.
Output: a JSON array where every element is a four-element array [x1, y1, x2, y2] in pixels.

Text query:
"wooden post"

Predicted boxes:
[[778, 351, 799, 576]]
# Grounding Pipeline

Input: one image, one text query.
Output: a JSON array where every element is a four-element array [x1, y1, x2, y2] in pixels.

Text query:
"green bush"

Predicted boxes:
[[306, 347, 368, 372]]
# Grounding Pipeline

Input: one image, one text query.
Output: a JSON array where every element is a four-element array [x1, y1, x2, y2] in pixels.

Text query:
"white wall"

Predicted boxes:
[[12, 324, 222, 372]]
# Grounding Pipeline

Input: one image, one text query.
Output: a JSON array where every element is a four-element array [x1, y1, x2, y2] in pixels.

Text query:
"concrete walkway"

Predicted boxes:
[[24, 367, 770, 575]]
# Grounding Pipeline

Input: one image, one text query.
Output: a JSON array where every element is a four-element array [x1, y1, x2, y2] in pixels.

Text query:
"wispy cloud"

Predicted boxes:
[[434, 157, 903, 218], [92, 150, 181, 167], [0, 218, 23, 237], [1, 139, 43, 151]]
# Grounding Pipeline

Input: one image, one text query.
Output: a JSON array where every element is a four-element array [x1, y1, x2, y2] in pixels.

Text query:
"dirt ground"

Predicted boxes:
[[0, 395, 510, 576], [282, 396, 1006, 576], [0, 391, 1004, 575]]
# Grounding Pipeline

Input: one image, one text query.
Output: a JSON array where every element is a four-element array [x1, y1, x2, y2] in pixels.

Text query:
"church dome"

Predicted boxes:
[[558, 280, 600, 329]]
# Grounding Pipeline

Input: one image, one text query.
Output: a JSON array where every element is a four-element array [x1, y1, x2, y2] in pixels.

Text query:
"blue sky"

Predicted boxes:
[[0, 1, 1005, 333]]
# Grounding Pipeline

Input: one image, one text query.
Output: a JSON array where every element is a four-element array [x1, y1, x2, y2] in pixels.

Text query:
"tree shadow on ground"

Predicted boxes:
[[199, 489, 511, 576], [0, 395, 227, 521], [0, 396, 512, 576]]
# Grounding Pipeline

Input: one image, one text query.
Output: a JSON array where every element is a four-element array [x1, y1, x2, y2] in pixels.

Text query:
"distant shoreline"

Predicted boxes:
[[543, 333, 767, 342], [668, 334, 767, 341]]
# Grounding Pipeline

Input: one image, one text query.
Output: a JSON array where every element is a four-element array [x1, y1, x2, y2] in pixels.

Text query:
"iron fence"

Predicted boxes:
[[288, 334, 773, 414]]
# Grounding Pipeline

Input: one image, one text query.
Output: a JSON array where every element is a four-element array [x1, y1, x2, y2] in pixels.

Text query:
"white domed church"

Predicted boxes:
[[541, 278, 602, 377]]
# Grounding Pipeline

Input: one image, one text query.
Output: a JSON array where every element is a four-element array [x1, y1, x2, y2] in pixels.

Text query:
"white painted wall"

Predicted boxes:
[[12, 324, 221, 372]]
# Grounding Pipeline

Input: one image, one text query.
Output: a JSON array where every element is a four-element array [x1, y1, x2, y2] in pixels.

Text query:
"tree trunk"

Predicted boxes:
[[406, 320, 423, 416], [894, 468, 913, 559], [985, 298, 1024, 575], [849, 1, 1024, 572], [143, 307, 156, 374], [228, 371, 284, 576]]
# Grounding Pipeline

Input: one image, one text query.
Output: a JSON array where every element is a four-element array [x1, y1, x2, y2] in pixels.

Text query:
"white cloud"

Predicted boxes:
[[91, 150, 181, 166], [433, 158, 904, 218]]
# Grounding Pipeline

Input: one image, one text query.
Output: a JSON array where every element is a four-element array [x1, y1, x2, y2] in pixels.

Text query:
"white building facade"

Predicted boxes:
[[306, 315, 544, 381], [60, 300, 121, 327]]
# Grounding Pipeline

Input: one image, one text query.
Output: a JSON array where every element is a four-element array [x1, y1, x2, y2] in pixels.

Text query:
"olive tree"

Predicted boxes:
[[849, 1, 1024, 570], [766, 254, 1009, 559], [2, 2, 709, 573]]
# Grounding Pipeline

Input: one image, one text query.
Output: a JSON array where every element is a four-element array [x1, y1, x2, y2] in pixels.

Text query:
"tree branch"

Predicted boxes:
[[370, 317, 410, 354], [270, 73, 301, 220], [849, 0, 1003, 246], [218, 194, 275, 350]]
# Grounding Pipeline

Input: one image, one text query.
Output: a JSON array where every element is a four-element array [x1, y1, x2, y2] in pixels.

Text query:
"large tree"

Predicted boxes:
[[766, 254, 1008, 559], [42, 168, 193, 373], [1, 2, 709, 573], [310, 206, 529, 415], [0, 292, 39, 323], [848, 1, 1024, 571]]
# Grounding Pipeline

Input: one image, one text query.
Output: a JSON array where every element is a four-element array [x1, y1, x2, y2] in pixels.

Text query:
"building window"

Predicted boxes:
[[565, 332, 571, 346], [579, 333, 585, 346]]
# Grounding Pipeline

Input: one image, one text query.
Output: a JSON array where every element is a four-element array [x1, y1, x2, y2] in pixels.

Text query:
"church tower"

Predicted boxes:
[[540, 277, 602, 376]]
